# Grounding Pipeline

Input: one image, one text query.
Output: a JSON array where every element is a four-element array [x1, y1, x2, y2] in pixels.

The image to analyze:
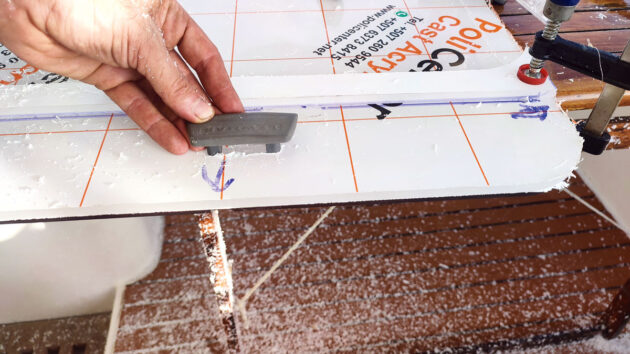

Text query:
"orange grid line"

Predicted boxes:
[[223, 50, 521, 63], [220, 153, 227, 200], [459, 110, 563, 116], [319, 2, 357, 192], [450, 102, 490, 186], [298, 113, 454, 124], [79, 114, 113, 207], [199, 1, 518, 68], [3, 4, 535, 198], [401, 0, 432, 60], [298, 109, 563, 124], [0, 110, 563, 136], [0, 128, 139, 137], [229, 0, 239, 77], [189, 5, 487, 16], [339, 106, 359, 193], [3, 52, 522, 72], [319, 0, 336, 74]]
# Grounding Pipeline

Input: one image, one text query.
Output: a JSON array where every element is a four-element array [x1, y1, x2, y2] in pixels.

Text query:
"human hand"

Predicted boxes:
[[0, 0, 244, 154]]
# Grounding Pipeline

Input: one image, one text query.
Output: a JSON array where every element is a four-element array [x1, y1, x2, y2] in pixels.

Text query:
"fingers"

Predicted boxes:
[[133, 19, 216, 124], [136, 74, 205, 152], [173, 118, 206, 152], [164, 52, 216, 152], [81, 64, 142, 91], [105, 80, 189, 155], [175, 10, 244, 113], [83, 61, 202, 154]]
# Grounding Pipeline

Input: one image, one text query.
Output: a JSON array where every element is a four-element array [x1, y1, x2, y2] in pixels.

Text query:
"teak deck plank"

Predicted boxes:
[[215, 178, 630, 352], [114, 180, 629, 353], [503, 11, 630, 35], [114, 216, 229, 353], [114, 185, 629, 352], [238, 267, 628, 336], [498, 0, 630, 15], [0, 314, 110, 354]]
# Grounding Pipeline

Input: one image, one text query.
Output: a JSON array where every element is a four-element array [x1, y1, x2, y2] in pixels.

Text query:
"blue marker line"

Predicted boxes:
[[242, 94, 545, 113], [0, 111, 126, 122], [0, 95, 547, 123], [511, 104, 549, 121], [201, 162, 235, 193]]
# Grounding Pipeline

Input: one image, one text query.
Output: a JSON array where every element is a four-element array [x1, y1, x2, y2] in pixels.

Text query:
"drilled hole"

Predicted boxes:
[[72, 344, 87, 354], [46, 347, 59, 354], [20, 350, 33, 354]]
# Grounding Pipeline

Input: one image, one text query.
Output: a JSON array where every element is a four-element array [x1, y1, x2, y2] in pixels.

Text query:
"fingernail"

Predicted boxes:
[[193, 99, 215, 122]]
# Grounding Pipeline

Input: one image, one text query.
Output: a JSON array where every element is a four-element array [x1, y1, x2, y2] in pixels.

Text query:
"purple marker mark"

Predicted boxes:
[[511, 103, 549, 121], [527, 95, 542, 103], [202, 161, 235, 193]]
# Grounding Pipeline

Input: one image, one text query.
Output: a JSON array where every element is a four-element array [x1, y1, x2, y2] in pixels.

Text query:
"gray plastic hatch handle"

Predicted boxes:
[[186, 112, 298, 156]]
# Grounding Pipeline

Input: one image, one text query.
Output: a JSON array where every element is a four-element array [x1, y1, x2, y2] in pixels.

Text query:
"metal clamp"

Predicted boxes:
[[578, 41, 630, 154]]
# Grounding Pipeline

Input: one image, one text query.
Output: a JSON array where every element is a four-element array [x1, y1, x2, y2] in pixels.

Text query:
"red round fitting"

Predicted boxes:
[[517, 64, 548, 85]]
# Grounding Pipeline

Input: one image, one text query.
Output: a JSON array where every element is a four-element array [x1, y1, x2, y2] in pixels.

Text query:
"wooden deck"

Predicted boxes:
[[221, 182, 628, 352], [0, 313, 110, 353], [111, 177, 630, 352], [111, 1, 630, 352], [112, 4, 630, 352], [4, 1, 630, 353]]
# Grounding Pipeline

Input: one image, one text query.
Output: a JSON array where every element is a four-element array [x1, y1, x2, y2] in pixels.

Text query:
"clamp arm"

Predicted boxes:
[[529, 33, 630, 92], [518, 0, 629, 155], [528, 36, 630, 155]]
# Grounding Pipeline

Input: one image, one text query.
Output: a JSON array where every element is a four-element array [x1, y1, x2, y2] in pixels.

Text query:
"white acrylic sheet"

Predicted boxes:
[[0, 0, 582, 222]]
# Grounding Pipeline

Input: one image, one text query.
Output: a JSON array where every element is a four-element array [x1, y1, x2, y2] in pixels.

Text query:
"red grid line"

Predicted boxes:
[[450, 102, 490, 186], [79, 114, 113, 207], [339, 106, 359, 193], [229, 0, 239, 77], [318, 0, 336, 74]]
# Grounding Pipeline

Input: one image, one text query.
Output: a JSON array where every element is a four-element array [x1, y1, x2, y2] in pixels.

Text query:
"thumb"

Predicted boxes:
[[133, 22, 215, 123]]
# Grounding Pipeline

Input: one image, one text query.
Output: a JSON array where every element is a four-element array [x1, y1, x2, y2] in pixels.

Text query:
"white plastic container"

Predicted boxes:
[[0, 216, 164, 324]]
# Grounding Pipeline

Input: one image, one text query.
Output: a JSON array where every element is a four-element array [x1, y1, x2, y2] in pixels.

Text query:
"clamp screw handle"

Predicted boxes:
[[520, 0, 579, 84]]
